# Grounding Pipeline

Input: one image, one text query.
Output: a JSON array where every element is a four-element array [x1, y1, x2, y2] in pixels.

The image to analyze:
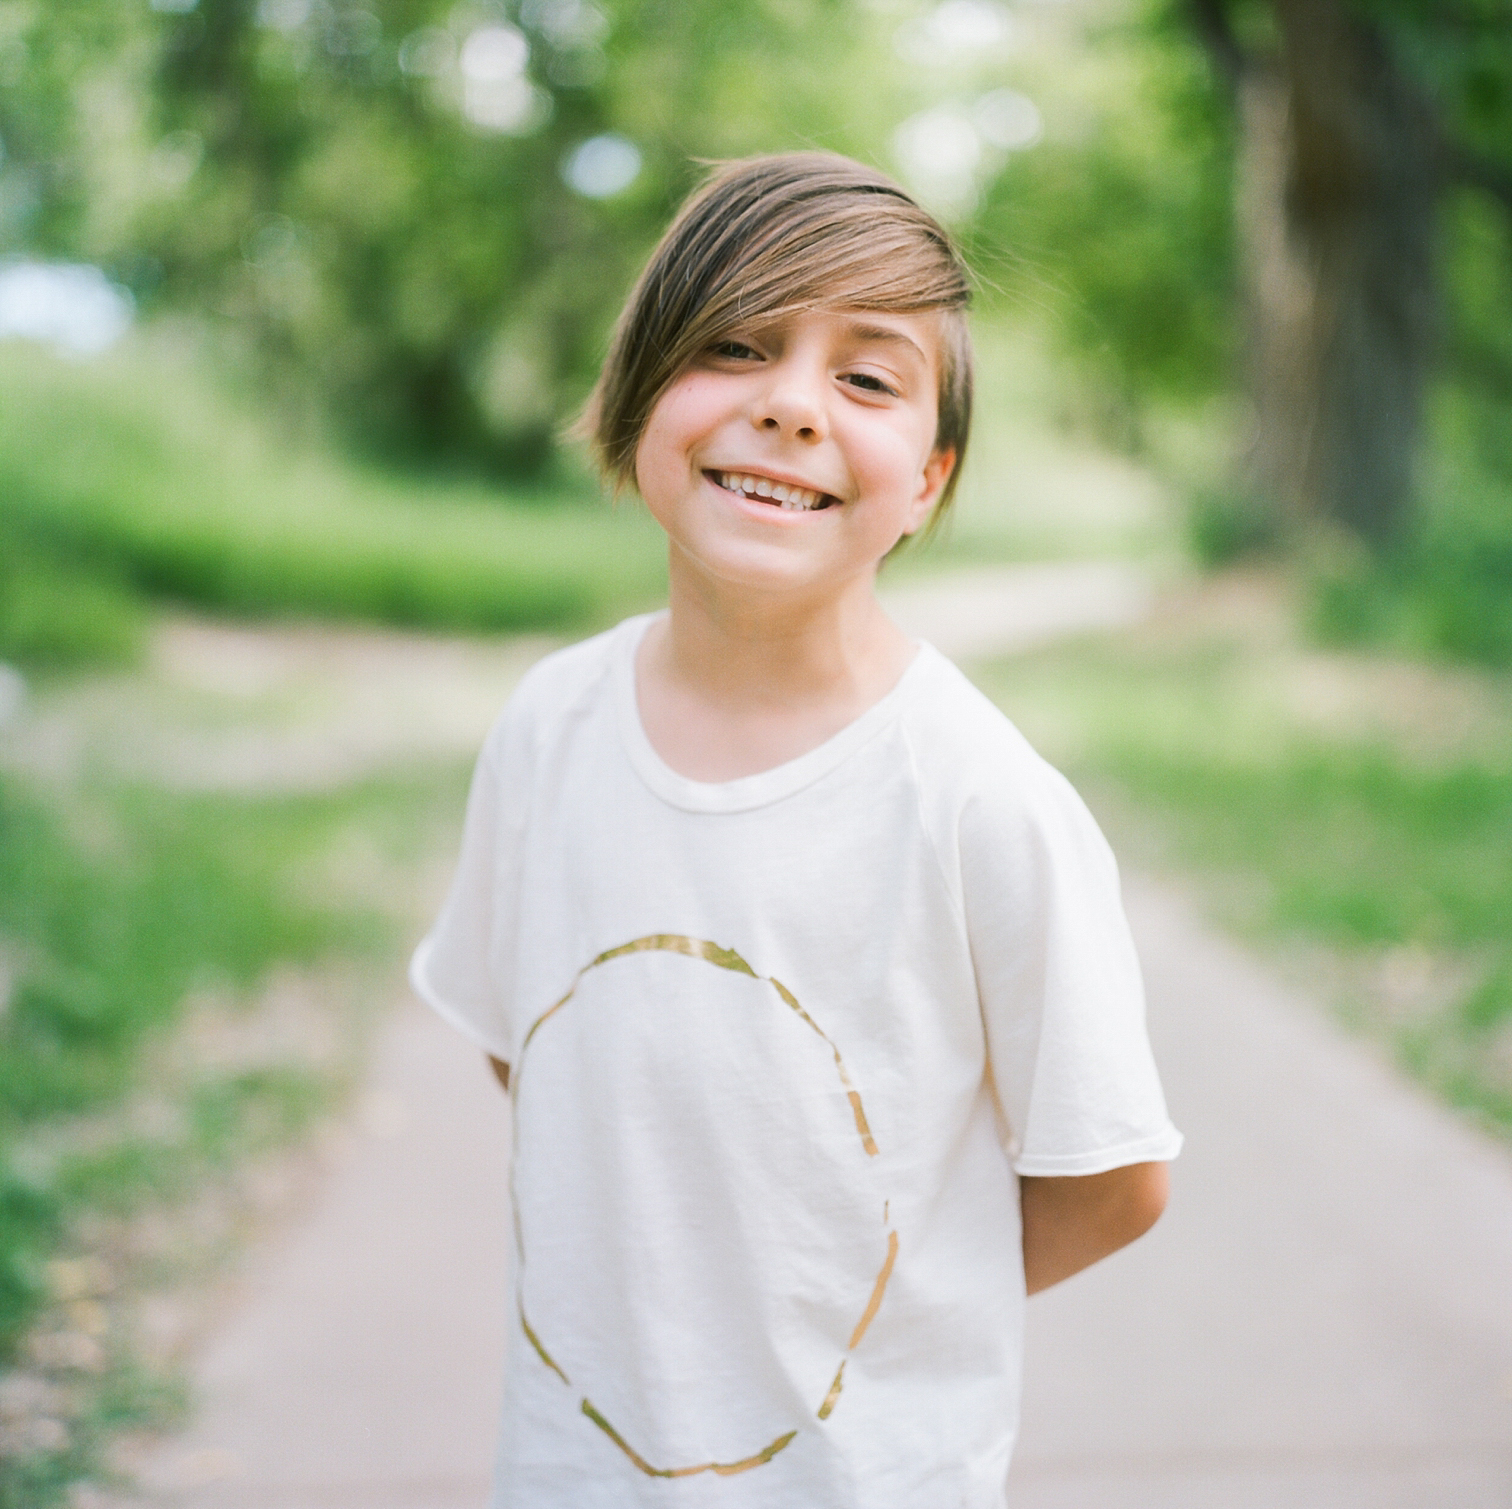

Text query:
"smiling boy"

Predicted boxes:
[[411, 153, 1180, 1507]]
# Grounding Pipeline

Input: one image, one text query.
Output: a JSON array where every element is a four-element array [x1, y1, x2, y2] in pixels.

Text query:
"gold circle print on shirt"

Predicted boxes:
[[510, 935, 900, 1479]]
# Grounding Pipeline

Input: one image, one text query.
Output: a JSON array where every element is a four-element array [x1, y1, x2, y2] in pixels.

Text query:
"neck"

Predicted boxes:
[[655, 549, 909, 710]]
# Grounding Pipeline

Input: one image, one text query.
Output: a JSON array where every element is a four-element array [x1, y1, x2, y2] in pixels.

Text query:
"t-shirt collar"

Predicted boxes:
[[614, 613, 931, 814]]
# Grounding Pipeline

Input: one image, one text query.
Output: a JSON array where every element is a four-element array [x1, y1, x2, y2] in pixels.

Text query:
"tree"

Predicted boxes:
[[1, 0, 902, 480], [968, 8, 1239, 447], [1186, 0, 1512, 548]]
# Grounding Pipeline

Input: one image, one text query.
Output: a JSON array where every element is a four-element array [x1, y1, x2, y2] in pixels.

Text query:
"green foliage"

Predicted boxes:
[[1306, 371, 1512, 669], [0, 1156, 55, 1365], [1186, 482, 1276, 565], [0, 769, 388, 1362], [0, 1358, 189, 1509], [0, 0, 143, 254], [1373, 0, 1512, 173], [5, 0, 1508, 664], [1307, 536, 1512, 670], [0, 338, 667, 646], [0, 534, 147, 671], [1, 0, 899, 475], [0, 755, 471, 1502], [1305, 544, 1400, 649], [972, 2, 1237, 429], [0, 739, 466, 1503]]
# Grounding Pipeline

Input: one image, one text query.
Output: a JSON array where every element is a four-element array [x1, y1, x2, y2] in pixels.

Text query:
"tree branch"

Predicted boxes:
[[1187, 0, 1250, 90]]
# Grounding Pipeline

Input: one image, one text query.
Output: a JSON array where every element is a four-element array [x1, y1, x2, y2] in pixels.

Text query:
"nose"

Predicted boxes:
[[751, 356, 828, 443]]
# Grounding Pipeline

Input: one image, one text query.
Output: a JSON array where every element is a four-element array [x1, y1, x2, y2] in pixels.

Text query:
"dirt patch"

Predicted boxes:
[[4, 616, 558, 794]]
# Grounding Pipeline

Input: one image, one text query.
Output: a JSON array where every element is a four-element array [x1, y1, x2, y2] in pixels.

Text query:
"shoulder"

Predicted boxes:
[[899, 647, 1116, 888], [478, 616, 639, 771], [900, 647, 1079, 815]]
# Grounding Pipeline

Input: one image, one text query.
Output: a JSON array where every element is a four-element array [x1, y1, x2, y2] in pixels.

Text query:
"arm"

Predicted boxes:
[[487, 1055, 511, 1093], [1020, 1160, 1169, 1295]]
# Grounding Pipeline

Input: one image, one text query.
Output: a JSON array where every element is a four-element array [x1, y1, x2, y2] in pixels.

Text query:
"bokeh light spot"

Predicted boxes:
[[973, 88, 1043, 151], [460, 26, 549, 134], [894, 0, 1014, 66], [324, 8, 381, 57], [892, 106, 983, 216], [256, 0, 312, 28], [521, 0, 609, 49], [0, 263, 134, 357], [398, 26, 454, 77], [460, 25, 529, 83], [563, 134, 642, 199]]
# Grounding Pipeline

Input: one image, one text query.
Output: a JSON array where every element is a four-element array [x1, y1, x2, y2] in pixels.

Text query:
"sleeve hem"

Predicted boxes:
[[1012, 1125, 1183, 1178], [408, 937, 514, 1066]]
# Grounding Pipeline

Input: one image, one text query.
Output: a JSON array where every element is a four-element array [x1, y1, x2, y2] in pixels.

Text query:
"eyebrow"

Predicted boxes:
[[839, 320, 930, 368]]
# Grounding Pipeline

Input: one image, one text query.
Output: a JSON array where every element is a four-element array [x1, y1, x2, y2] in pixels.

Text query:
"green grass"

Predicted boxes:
[[0, 334, 668, 668], [1184, 383, 1512, 671], [1305, 487, 1512, 670], [0, 762, 465, 1504], [0, 529, 148, 672], [980, 601, 1512, 1135]]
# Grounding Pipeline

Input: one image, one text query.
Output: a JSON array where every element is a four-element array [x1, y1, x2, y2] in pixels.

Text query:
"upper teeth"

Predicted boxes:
[[718, 472, 826, 511]]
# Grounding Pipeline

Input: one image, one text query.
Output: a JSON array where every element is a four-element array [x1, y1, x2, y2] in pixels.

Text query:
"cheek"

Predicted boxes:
[[846, 421, 931, 502], [634, 376, 726, 495]]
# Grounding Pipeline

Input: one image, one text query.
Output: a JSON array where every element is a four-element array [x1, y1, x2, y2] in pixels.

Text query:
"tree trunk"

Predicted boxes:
[[1240, 0, 1440, 548]]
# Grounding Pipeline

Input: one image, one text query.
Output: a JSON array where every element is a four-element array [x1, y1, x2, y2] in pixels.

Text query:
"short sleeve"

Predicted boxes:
[[960, 759, 1182, 1177], [408, 721, 524, 1064]]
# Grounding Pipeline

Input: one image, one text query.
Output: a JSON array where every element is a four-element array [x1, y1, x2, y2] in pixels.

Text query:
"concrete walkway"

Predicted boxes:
[[123, 562, 1512, 1507]]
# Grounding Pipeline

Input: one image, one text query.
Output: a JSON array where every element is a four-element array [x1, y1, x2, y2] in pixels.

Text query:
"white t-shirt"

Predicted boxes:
[[411, 613, 1181, 1509]]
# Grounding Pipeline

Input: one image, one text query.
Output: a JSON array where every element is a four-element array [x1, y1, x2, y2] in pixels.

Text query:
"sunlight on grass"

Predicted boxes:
[[0, 334, 668, 662]]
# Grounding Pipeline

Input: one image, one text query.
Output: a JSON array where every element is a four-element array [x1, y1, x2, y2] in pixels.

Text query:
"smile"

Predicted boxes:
[[709, 470, 837, 512]]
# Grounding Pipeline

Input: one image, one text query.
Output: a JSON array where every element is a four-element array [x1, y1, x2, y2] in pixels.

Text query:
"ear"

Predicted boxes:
[[901, 447, 957, 536]]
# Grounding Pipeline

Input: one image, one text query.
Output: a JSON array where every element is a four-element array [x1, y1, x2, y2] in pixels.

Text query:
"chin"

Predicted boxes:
[[681, 540, 832, 595]]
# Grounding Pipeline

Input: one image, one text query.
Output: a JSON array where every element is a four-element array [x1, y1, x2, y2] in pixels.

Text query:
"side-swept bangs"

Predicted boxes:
[[580, 152, 974, 518]]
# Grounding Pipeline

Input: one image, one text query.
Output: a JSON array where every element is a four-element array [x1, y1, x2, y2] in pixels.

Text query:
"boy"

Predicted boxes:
[[411, 152, 1180, 1507]]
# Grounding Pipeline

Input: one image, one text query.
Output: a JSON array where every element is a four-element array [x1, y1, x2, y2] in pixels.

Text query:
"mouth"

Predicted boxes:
[[707, 470, 839, 512]]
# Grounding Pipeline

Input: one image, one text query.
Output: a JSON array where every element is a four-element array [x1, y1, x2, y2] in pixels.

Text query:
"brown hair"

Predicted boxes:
[[580, 151, 974, 522]]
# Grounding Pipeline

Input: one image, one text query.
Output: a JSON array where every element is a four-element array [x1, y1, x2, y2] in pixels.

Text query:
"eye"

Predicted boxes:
[[711, 339, 760, 361], [842, 371, 898, 397]]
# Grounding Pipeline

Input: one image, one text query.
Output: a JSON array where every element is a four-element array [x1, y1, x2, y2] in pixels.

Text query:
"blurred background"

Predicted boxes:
[[1, 0, 1511, 1503]]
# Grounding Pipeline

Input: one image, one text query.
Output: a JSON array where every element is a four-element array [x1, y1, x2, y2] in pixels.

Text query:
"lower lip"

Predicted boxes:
[[705, 473, 831, 522]]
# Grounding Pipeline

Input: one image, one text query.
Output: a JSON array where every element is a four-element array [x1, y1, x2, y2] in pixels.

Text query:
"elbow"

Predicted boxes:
[[1019, 1159, 1172, 1294], [1123, 1160, 1170, 1242]]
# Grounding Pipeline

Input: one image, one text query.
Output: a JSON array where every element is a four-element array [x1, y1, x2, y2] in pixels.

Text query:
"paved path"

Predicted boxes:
[[1012, 881, 1512, 1508], [130, 998, 508, 1509], [121, 562, 1512, 1507]]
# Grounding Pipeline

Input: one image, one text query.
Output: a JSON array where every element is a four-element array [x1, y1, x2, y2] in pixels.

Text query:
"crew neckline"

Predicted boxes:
[[614, 613, 933, 814]]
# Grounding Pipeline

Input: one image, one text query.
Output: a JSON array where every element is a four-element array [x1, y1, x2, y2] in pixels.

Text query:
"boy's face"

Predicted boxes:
[[634, 307, 955, 598]]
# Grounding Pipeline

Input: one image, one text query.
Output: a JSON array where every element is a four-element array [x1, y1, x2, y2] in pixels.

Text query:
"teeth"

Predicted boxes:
[[717, 472, 827, 511]]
